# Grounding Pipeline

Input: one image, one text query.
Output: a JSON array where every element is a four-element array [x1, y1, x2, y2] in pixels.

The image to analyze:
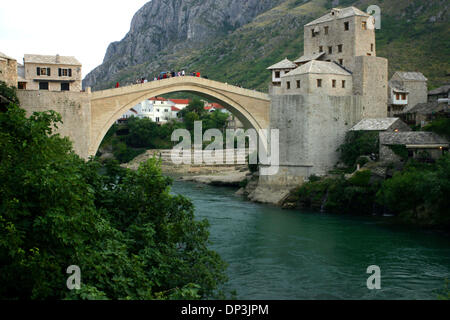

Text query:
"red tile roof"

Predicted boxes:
[[171, 106, 181, 112], [209, 103, 224, 109], [170, 99, 191, 105], [205, 103, 225, 110]]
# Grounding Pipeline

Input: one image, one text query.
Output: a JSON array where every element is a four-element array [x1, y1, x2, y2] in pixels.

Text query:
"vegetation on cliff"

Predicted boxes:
[[0, 82, 227, 299], [85, 0, 449, 91]]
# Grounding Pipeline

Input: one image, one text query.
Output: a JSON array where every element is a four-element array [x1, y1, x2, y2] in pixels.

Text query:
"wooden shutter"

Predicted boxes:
[[47, 68, 50, 76], [68, 69, 72, 77], [37, 67, 40, 75], [58, 68, 62, 76]]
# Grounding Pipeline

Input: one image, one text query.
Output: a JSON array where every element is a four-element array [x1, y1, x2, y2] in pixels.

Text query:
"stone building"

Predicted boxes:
[[388, 79, 409, 116], [21, 54, 82, 92], [399, 101, 449, 127], [389, 72, 428, 114], [280, 60, 353, 96], [428, 85, 450, 103], [0, 52, 18, 88], [262, 6, 388, 193], [267, 58, 297, 86], [379, 132, 449, 163]]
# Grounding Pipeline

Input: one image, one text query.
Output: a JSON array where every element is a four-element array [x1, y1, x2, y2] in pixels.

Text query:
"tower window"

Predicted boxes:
[[287, 81, 291, 90], [338, 44, 343, 53], [297, 80, 301, 88], [339, 59, 343, 65], [275, 71, 280, 78], [317, 79, 322, 88], [324, 26, 329, 35], [344, 21, 349, 31], [332, 80, 336, 88], [311, 29, 316, 37], [328, 46, 333, 54], [362, 21, 367, 30], [319, 46, 323, 52], [371, 43, 374, 52], [342, 80, 346, 88]]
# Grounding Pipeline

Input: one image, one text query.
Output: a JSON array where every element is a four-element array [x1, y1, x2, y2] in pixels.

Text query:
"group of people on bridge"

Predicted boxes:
[[114, 70, 209, 88]]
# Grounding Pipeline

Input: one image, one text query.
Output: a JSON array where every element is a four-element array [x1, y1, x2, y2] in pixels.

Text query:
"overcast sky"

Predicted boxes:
[[0, 0, 150, 78]]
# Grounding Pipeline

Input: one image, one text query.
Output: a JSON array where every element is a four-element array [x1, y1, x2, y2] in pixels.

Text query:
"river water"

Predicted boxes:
[[171, 180, 450, 300]]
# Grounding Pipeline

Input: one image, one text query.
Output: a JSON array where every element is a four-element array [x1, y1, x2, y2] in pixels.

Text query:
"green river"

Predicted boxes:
[[171, 180, 450, 300]]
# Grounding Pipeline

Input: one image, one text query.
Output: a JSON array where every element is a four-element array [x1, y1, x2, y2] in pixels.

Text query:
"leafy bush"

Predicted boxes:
[[348, 170, 372, 187], [295, 171, 379, 215], [308, 174, 321, 183], [377, 154, 450, 227], [338, 131, 379, 167], [0, 81, 19, 110], [423, 116, 450, 140]]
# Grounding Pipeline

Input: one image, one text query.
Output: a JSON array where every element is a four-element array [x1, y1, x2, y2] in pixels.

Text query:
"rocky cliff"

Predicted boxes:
[[84, 0, 449, 90], [83, 0, 283, 88]]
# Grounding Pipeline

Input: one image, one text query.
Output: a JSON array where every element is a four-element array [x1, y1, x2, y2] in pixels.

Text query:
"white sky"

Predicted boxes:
[[0, 0, 150, 78]]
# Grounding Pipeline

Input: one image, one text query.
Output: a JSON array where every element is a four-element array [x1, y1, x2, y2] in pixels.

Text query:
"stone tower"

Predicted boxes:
[[303, 6, 388, 118], [303, 7, 377, 72], [253, 7, 389, 204]]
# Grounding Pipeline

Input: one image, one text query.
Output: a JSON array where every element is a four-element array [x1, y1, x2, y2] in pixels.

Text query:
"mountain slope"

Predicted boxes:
[[83, 0, 284, 88], [84, 0, 450, 91]]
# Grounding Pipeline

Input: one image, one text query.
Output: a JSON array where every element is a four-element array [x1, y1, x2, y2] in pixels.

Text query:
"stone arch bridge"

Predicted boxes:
[[89, 76, 270, 157]]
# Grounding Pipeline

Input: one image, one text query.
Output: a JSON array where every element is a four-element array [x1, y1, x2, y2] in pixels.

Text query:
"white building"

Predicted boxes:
[[118, 97, 180, 124]]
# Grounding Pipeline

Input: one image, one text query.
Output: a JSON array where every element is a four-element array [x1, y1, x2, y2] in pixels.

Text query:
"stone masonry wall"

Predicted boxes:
[[17, 90, 91, 158], [0, 58, 18, 88], [353, 56, 388, 118]]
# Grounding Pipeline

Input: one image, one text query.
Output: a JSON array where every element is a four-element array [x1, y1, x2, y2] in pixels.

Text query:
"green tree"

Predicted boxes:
[[338, 131, 379, 167], [179, 98, 206, 119], [377, 155, 450, 226], [0, 87, 228, 299]]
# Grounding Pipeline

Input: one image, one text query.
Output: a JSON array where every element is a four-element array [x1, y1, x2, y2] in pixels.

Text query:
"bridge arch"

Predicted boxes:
[[89, 76, 270, 157]]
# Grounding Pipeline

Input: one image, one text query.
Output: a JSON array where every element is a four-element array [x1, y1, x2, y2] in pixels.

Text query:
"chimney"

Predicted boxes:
[[56, 54, 60, 63]]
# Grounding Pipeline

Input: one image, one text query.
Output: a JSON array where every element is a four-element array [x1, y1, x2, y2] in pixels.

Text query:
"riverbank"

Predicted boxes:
[[122, 149, 251, 185]]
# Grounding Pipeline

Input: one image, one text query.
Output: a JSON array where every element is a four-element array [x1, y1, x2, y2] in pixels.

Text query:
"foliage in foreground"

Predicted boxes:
[[0, 102, 227, 299]]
